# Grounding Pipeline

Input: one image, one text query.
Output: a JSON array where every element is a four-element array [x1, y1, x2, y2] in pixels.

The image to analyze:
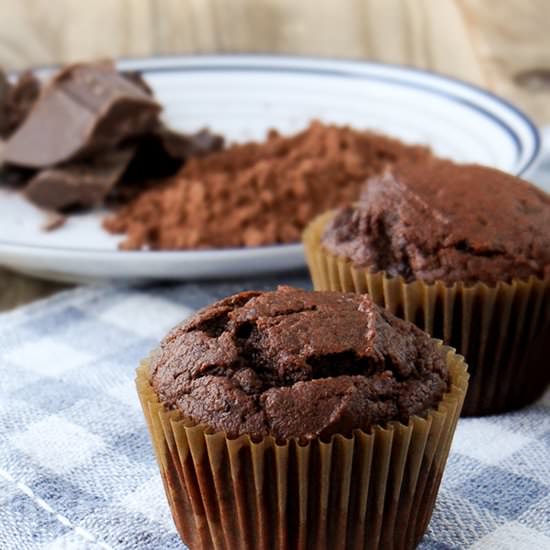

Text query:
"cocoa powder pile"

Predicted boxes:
[[103, 121, 431, 250]]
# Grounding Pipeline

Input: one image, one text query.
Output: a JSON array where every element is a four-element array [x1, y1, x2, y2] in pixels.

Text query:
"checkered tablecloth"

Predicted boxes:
[[0, 274, 549, 550]]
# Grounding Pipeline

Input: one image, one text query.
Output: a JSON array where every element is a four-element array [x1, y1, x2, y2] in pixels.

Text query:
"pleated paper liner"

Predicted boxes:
[[303, 211, 550, 416], [137, 348, 467, 550]]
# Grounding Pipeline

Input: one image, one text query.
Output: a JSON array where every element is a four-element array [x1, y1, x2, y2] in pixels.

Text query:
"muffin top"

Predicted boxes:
[[150, 286, 449, 441], [322, 159, 550, 285]]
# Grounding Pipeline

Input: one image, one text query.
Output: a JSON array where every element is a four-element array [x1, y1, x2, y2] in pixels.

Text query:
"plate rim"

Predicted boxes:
[[0, 53, 541, 260], [0, 239, 305, 260]]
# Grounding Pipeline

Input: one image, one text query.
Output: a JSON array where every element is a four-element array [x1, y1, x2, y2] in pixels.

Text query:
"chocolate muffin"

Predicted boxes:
[[303, 158, 550, 416], [150, 286, 449, 441], [321, 160, 550, 286], [137, 286, 468, 550]]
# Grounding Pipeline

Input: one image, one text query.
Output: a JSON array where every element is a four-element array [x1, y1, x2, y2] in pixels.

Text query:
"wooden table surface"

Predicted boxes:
[[1, 0, 549, 311]]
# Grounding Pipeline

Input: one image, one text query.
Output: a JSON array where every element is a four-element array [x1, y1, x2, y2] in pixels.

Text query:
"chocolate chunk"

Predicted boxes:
[[121, 70, 154, 96], [0, 69, 11, 135], [0, 62, 225, 219], [106, 126, 225, 205], [0, 163, 35, 189], [121, 127, 192, 182], [25, 148, 135, 210], [0, 69, 8, 96], [0, 69, 41, 138], [159, 127, 225, 159], [41, 211, 67, 232], [3, 62, 161, 168]]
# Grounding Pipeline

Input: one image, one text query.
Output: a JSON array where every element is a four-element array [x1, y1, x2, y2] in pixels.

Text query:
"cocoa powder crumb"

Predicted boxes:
[[103, 121, 431, 250]]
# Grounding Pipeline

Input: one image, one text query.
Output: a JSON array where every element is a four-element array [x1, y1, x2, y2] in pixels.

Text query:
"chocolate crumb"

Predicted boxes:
[[41, 211, 67, 232]]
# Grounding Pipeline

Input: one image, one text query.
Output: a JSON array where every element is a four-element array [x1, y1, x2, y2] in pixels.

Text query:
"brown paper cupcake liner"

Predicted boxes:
[[303, 211, 550, 416], [136, 347, 468, 550]]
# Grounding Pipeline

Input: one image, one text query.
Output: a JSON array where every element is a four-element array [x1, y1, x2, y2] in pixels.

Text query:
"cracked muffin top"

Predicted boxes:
[[149, 286, 449, 441], [321, 158, 550, 285]]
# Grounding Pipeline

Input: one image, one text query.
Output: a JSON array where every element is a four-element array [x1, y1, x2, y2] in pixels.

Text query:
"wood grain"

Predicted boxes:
[[0, 268, 67, 312], [0, 0, 548, 310], [1, 0, 547, 119], [459, 0, 550, 123]]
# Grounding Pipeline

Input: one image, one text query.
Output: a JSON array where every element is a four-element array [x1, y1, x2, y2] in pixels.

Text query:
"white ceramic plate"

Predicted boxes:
[[0, 55, 541, 283]]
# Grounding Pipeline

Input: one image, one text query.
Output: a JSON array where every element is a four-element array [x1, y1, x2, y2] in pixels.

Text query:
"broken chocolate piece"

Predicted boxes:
[[3, 62, 161, 168], [0, 61, 226, 221], [120, 129, 186, 183], [121, 70, 154, 96], [0, 69, 10, 133], [106, 126, 225, 205], [159, 127, 225, 159], [0, 69, 41, 138], [123, 126, 224, 181], [0, 163, 35, 189], [41, 211, 67, 232], [25, 148, 135, 210]]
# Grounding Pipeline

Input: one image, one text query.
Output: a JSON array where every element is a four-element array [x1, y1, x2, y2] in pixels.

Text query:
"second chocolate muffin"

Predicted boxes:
[[322, 159, 550, 286], [304, 158, 550, 415]]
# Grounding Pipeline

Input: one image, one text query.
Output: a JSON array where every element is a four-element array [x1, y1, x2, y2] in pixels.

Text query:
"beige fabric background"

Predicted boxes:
[[1, 0, 549, 310]]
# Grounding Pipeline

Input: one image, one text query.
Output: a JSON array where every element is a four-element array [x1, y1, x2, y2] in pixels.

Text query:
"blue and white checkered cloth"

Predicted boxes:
[[2, 111, 550, 550], [0, 274, 549, 550]]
